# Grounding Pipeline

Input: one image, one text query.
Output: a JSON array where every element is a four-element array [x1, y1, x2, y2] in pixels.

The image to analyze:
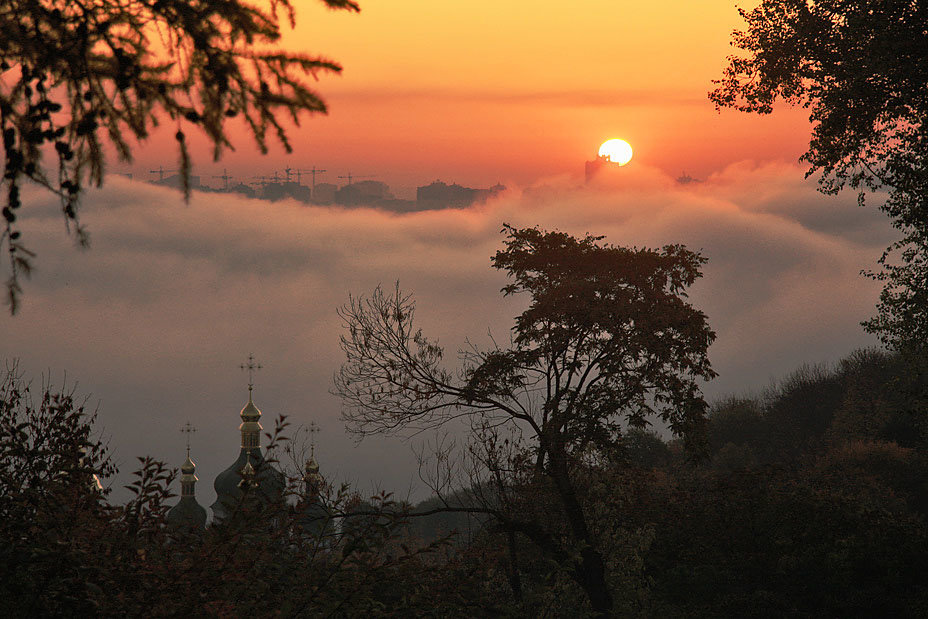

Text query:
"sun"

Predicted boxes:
[[598, 139, 633, 165]]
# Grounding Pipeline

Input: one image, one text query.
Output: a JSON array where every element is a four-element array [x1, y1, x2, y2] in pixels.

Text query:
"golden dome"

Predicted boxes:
[[240, 391, 262, 423]]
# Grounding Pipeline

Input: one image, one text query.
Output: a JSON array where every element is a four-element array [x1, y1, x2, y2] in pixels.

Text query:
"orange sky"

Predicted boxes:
[[130, 1, 812, 194]]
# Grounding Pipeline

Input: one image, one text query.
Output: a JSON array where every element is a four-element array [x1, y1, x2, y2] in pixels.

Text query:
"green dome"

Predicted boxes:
[[167, 496, 207, 531], [210, 447, 285, 522]]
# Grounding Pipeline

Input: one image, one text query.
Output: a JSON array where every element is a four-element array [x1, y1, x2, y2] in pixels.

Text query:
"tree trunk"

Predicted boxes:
[[506, 529, 523, 604], [548, 447, 613, 615]]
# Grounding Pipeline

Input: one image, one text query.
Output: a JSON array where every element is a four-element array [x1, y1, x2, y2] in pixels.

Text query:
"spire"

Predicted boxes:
[[167, 422, 207, 530], [239, 354, 263, 447], [303, 422, 323, 495], [179, 421, 199, 497]]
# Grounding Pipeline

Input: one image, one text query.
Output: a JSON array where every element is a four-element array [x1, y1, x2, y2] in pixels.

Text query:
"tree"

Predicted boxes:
[[0, 362, 456, 615], [709, 0, 928, 350], [0, 0, 360, 312], [335, 225, 716, 615]]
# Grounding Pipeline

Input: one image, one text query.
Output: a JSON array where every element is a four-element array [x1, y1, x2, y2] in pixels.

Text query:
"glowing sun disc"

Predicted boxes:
[[599, 139, 633, 165]]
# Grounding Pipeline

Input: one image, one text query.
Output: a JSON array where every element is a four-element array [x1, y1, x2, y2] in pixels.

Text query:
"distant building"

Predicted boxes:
[[376, 198, 418, 212], [262, 181, 312, 203], [585, 156, 611, 183], [335, 180, 391, 206], [313, 182, 337, 204], [416, 181, 505, 210], [228, 182, 256, 198], [676, 171, 702, 185], [151, 173, 201, 191]]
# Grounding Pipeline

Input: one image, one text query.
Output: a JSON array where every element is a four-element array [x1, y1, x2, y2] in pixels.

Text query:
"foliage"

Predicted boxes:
[[6, 351, 928, 614], [0, 0, 360, 312], [0, 363, 458, 617], [709, 0, 928, 350], [618, 348, 928, 616], [706, 349, 928, 468], [335, 224, 716, 615], [0, 363, 112, 615]]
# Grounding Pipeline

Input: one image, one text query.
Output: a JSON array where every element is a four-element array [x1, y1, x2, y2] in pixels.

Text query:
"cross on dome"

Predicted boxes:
[[308, 421, 320, 458], [181, 421, 197, 457], [240, 353, 263, 394]]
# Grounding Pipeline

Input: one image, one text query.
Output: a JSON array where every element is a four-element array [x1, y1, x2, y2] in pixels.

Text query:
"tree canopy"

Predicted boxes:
[[335, 225, 716, 614], [0, 0, 360, 312], [709, 0, 928, 350]]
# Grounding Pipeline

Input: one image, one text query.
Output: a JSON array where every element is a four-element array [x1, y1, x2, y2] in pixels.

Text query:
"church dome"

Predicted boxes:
[[167, 496, 208, 531], [167, 449, 207, 531], [211, 448, 285, 521], [211, 391, 285, 522], [240, 395, 261, 423]]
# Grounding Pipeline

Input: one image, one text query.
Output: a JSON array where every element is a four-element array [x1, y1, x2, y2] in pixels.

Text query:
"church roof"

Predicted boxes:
[[167, 447, 206, 531], [211, 447, 285, 520], [167, 496, 208, 530], [240, 392, 261, 423], [181, 454, 196, 475]]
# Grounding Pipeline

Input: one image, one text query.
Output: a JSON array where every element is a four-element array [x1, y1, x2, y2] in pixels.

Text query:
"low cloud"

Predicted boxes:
[[1, 161, 893, 503]]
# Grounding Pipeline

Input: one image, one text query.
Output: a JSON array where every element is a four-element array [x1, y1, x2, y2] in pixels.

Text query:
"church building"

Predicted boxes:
[[166, 356, 295, 529]]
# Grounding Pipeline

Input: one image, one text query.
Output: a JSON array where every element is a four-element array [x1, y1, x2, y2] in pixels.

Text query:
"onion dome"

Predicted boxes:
[[240, 391, 262, 423], [305, 455, 320, 476], [167, 452, 207, 532], [239, 389, 262, 449], [303, 455, 323, 500], [298, 454, 331, 537], [211, 389, 285, 523]]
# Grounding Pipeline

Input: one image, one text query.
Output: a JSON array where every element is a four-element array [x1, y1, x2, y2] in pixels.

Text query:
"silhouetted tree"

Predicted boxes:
[[335, 225, 716, 615], [710, 0, 928, 350], [0, 0, 360, 312], [0, 362, 457, 616]]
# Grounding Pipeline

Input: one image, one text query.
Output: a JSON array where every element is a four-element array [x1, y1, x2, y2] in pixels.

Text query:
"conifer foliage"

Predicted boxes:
[[0, 0, 360, 312]]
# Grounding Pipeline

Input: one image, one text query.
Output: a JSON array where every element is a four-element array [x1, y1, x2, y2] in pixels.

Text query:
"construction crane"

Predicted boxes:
[[149, 166, 176, 181], [296, 166, 326, 191], [337, 172, 375, 187], [212, 168, 232, 190]]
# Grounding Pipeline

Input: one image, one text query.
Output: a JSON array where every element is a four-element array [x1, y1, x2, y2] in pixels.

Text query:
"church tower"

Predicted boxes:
[[166, 422, 208, 531], [210, 355, 285, 522]]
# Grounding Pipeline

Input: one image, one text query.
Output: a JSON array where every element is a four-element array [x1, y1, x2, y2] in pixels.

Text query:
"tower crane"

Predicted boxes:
[[149, 166, 176, 181], [295, 166, 326, 191], [337, 172, 375, 186], [212, 168, 232, 190]]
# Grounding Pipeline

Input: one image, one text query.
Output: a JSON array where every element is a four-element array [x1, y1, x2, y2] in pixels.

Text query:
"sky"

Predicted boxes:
[[0, 1, 894, 505], [126, 0, 812, 194]]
